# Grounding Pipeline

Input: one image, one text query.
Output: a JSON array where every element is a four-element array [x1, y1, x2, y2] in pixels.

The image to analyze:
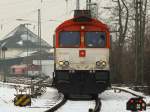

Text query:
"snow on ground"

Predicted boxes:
[[57, 89, 150, 112], [57, 100, 95, 112], [112, 86, 145, 97], [100, 89, 150, 112], [0, 82, 150, 112], [112, 86, 150, 105], [0, 82, 59, 112], [0, 81, 29, 87], [31, 87, 60, 108], [100, 90, 135, 112]]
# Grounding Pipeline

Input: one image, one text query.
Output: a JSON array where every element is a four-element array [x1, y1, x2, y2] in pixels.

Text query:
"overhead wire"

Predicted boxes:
[[0, 0, 75, 34], [0, 9, 38, 33], [0, 0, 73, 22], [0, 9, 37, 24], [0, 0, 29, 6], [39, 0, 74, 22], [0, 0, 37, 9]]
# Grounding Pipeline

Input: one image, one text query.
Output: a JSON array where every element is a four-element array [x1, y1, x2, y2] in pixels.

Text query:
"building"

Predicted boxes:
[[0, 24, 51, 59], [0, 24, 54, 76], [10, 64, 41, 76]]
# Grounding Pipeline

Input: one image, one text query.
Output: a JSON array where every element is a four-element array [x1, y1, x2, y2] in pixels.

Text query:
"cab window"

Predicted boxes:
[[85, 32, 106, 48], [59, 31, 80, 48]]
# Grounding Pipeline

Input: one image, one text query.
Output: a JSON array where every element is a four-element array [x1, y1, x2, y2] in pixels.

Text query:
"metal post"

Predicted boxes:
[[0, 48, 1, 59], [135, 0, 144, 85], [65, 0, 68, 14], [3, 50, 6, 82], [2, 46, 7, 82], [27, 24, 29, 77], [38, 9, 42, 76], [76, 0, 80, 10], [89, 0, 91, 10], [135, 0, 138, 84], [87, 0, 98, 19], [86, 0, 89, 10], [25, 23, 31, 77], [139, 0, 143, 85], [139, 0, 144, 85]]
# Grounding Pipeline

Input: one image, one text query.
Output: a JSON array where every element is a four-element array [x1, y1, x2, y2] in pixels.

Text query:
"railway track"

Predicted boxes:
[[44, 94, 67, 112], [86, 95, 102, 112], [92, 96, 102, 112], [44, 95, 102, 112], [111, 86, 145, 98]]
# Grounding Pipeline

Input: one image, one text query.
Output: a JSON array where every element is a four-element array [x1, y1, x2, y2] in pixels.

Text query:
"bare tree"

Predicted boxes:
[[112, 0, 129, 83], [97, 0, 150, 84]]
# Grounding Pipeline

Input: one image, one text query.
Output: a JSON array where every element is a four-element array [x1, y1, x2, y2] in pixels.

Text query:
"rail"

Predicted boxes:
[[93, 96, 101, 112], [111, 86, 145, 98], [44, 95, 67, 112]]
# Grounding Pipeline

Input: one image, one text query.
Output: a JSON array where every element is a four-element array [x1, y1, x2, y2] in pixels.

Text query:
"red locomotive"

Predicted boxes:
[[53, 10, 111, 96]]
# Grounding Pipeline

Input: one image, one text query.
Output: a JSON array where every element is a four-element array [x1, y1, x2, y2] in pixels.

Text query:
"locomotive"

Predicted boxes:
[[53, 10, 110, 96]]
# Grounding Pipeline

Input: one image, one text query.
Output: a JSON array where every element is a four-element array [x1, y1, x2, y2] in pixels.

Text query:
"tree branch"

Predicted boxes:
[[118, 0, 123, 36], [121, 0, 129, 38]]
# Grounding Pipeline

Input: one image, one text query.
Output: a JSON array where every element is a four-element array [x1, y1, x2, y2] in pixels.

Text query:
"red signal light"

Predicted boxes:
[[130, 100, 134, 103], [79, 50, 86, 57], [142, 103, 145, 107], [139, 100, 142, 104]]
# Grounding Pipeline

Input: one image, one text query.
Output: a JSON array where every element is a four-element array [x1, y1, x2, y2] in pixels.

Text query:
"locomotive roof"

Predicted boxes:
[[56, 16, 109, 31]]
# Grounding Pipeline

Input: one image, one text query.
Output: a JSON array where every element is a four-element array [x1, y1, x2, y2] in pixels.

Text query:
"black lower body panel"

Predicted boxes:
[[53, 70, 110, 95]]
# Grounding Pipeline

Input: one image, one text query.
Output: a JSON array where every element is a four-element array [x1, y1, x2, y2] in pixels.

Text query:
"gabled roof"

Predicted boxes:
[[0, 24, 51, 49]]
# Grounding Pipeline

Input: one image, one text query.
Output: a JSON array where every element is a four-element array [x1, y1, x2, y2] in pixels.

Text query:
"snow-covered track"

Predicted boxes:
[[111, 86, 145, 98], [43, 94, 102, 112], [44, 95, 67, 112]]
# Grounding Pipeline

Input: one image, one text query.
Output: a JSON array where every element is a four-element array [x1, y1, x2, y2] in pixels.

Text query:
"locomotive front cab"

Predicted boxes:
[[54, 17, 110, 95]]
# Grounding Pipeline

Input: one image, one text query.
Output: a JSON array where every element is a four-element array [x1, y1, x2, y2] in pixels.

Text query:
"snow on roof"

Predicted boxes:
[[0, 24, 51, 48], [17, 50, 37, 57], [11, 64, 27, 68]]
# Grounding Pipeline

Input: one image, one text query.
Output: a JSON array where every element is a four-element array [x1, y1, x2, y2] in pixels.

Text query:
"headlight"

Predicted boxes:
[[101, 61, 107, 67], [59, 61, 64, 66], [96, 61, 101, 66], [64, 61, 69, 66], [58, 61, 70, 67], [96, 60, 107, 68]]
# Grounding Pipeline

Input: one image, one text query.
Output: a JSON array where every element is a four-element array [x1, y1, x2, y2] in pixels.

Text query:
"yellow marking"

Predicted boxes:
[[21, 98, 31, 106], [15, 95, 26, 106]]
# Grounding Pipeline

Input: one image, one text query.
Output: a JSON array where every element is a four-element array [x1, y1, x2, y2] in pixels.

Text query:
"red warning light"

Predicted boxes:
[[130, 99, 134, 103], [139, 100, 142, 104], [127, 98, 146, 111], [79, 50, 86, 57], [142, 103, 145, 107]]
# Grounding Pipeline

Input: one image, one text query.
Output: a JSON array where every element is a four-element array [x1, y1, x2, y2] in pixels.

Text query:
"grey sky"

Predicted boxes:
[[0, 0, 112, 45]]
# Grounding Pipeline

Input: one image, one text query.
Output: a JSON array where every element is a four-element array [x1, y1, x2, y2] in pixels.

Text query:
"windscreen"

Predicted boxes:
[[59, 31, 80, 47], [85, 32, 106, 48]]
